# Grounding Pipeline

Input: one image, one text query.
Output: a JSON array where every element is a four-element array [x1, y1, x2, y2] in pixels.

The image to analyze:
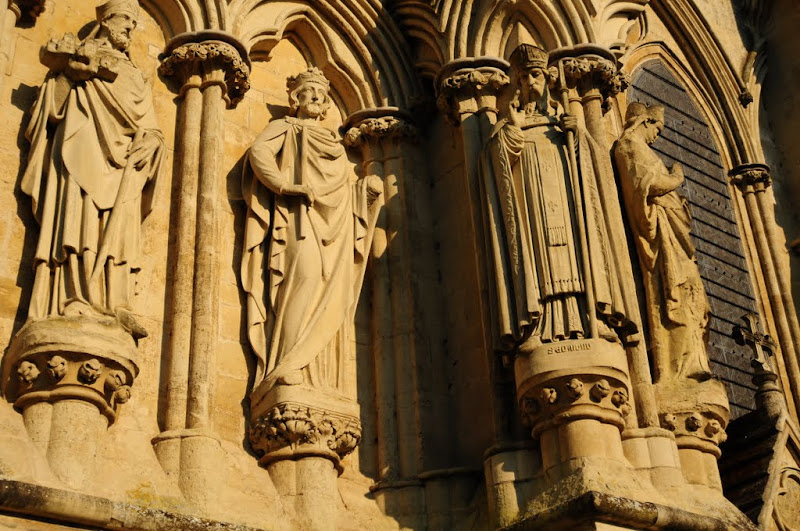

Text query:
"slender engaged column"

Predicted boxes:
[[343, 109, 426, 525], [436, 59, 548, 528], [730, 164, 800, 417], [156, 31, 250, 507], [553, 45, 657, 429]]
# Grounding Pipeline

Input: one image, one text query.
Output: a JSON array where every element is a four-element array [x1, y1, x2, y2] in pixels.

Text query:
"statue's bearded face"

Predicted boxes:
[[101, 13, 136, 52], [295, 82, 328, 120], [517, 67, 546, 105]]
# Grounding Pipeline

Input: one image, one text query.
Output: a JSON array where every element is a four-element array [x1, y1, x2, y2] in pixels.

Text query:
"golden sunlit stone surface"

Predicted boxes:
[[0, 1, 797, 529]]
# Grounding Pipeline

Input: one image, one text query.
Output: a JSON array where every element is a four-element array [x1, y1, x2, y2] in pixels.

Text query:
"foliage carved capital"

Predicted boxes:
[[250, 402, 361, 474], [159, 32, 251, 108], [436, 58, 510, 125], [729, 163, 771, 194]]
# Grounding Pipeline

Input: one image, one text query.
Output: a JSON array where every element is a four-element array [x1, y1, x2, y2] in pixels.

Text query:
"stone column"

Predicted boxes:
[[154, 31, 250, 508], [436, 59, 545, 528], [0, 1, 44, 97], [731, 164, 800, 416], [343, 109, 428, 526]]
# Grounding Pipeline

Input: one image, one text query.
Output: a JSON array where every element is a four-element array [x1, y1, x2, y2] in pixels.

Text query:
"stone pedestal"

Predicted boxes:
[[515, 339, 632, 482], [249, 384, 360, 529], [2, 317, 137, 489], [655, 379, 729, 491]]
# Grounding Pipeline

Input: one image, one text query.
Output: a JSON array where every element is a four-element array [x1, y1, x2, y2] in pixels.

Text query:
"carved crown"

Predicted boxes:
[[287, 67, 330, 93]]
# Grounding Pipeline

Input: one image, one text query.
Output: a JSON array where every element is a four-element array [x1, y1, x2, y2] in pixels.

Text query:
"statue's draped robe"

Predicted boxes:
[[481, 115, 627, 351], [242, 117, 376, 397], [615, 130, 711, 380], [21, 44, 163, 321]]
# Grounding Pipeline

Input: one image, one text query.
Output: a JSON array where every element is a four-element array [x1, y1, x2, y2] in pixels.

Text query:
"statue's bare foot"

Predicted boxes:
[[116, 308, 148, 339]]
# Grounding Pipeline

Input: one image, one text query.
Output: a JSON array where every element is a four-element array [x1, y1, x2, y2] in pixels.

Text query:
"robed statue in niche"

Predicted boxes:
[[241, 68, 383, 400], [614, 102, 712, 381], [481, 44, 630, 355], [20, 0, 164, 339]]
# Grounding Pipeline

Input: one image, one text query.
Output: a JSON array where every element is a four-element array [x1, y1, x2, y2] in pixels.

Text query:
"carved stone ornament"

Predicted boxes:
[[159, 33, 251, 107], [250, 402, 362, 474], [552, 48, 629, 109], [729, 163, 772, 194], [3, 319, 138, 424], [343, 115, 418, 148], [774, 467, 800, 530], [655, 377, 730, 457], [435, 58, 510, 124]]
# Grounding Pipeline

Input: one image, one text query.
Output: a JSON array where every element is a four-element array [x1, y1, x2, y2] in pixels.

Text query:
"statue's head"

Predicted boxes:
[[96, 0, 139, 52], [624, 102, 665, 144], [287, 67, 331, 120], [509, 44, 550, 106]]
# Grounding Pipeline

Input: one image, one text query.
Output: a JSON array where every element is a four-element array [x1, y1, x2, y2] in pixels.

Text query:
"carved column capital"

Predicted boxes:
[[9, 0, 46, 22], [342, 107, 418, 149], [550, 46, 628, 106], [729, 163, 772, 194], [435, 58, 510, 125], [159, 31, 250, 108], [3, 318, 138, 424], [249, 385, 361, 475]]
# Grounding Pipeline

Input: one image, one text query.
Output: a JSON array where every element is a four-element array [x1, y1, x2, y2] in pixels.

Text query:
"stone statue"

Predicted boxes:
[[481, 44, 628, 354], [614, 102, 711, 381], [20, 0, 164, 339], [241, 67, 382, 398]]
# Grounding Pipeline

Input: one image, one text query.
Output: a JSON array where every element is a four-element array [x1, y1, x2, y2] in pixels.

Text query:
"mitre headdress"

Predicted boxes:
[[96, 0, 139, 21], [287, 67, 330, 92], [510, 44, 549, 71]]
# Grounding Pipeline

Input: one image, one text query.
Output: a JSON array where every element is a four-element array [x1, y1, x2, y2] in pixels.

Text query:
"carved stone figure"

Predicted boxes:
[[614, 102, 711, 381], [242, 67, 382, 400], [481, 44, 628, 353], [20, 0, 164, 339]]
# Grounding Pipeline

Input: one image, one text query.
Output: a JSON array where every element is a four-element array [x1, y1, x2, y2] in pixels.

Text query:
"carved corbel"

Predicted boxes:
[[159, 31, 251, 108], [435, 58, 509, 125], [550, 45, 628, 112], [4, 321, 137, 426], [729, 163, 771, 195], [343, 111, 419, 151]]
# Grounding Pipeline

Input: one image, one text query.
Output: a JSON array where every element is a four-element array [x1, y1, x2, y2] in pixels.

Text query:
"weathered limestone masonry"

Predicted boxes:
[[0, 1, 798, 530]]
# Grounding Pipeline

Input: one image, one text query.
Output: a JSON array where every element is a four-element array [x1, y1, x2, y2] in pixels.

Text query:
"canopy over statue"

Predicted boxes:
[[20, 0, 164, 339]]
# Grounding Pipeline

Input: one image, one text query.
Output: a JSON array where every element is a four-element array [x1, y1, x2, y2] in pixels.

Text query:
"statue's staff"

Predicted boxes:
[[555, 57, 598, 339]]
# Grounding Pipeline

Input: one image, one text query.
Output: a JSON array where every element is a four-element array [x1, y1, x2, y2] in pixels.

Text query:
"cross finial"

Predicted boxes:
[[733, 313, 777, 372], [734, 313, 786, 418]]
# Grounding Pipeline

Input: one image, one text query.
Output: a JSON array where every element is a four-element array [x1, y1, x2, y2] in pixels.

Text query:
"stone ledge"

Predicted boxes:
[[502, 490, 752, 531], [0, 480, 259, 530]]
